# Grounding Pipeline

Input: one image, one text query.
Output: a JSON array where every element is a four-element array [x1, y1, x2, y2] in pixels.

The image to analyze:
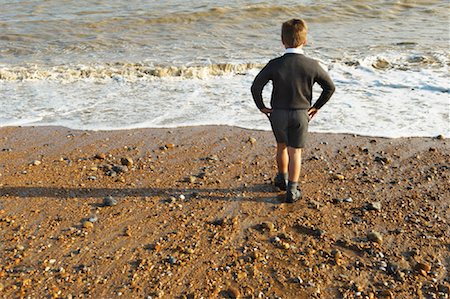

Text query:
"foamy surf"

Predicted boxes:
[[0, 0, 449, 138]]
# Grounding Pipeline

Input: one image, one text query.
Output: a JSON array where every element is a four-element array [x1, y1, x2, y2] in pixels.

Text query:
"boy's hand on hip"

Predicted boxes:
[[308, 107, 319, 120], [260, 108, 273, 116]]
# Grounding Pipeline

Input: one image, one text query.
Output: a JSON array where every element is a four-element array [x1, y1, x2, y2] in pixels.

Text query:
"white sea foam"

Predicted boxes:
[[1, 54, 448, 138]]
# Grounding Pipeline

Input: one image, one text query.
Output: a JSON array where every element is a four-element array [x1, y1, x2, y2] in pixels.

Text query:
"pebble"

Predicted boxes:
[[121, 157, 133, 167], [367, 231, 383, 244], [32, 160, 42, 166], [379, 290, 393, 298], [95, 153, 106, 160], [248, 137, 257, 144], [186, 176, 196, 184], [415, 262, 431, 272], [308, 200, 322, 209], [261, 222, 275, 232], [83, 221, 94, 229], [343, 197, 353, 203], [103, 196, 117, 207], [367, 201, 382, 211], [333, 174, 345, 181], [436, 134, 445, 140], [167, 255, 177, 265], [227, 286, 240, 299], [112, 165, 128, 173], [16, 244, 25, 251], [0, 283, 3, 292]]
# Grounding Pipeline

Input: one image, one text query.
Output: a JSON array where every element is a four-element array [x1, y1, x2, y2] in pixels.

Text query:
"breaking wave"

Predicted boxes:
[[0, 62, 263, 82]]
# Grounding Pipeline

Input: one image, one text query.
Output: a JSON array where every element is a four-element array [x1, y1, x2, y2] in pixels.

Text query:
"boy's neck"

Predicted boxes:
[[285, 46, 304, 54]]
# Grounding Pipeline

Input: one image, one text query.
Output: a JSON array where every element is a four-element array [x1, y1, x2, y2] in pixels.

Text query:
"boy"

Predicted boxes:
[[251, 18, 335, 203]]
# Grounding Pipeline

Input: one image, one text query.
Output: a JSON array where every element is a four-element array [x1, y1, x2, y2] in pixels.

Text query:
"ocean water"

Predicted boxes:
[[0, 0, 449, 137]]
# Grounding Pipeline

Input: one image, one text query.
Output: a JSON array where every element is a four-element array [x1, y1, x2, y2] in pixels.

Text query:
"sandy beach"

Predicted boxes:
[[0, 125, 448, 298]]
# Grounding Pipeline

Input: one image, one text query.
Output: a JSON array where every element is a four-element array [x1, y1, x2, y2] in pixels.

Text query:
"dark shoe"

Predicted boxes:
[[274, 175, 287, 191], [286, 189, 302, 203]]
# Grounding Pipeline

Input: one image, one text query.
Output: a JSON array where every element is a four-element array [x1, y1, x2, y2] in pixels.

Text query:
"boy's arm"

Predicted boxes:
[[251, 65, 272, 112], [312, 63, 335, 111]]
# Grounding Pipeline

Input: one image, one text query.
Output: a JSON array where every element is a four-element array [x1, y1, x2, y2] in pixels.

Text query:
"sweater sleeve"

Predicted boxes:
[[251, 63, 271, 110], [312, 63, 335, 110]]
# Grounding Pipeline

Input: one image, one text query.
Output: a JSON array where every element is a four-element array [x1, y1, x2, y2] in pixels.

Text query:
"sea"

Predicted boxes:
[[0, 0, 449, 137]]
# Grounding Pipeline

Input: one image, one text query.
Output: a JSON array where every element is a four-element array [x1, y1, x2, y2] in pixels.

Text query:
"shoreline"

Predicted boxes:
[[0, 125, 449, 298], [1, 124, 447, 139]]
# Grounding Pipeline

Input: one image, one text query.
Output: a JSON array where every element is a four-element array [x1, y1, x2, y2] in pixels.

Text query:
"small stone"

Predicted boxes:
[[16, 245, 25, 251], [0, 283, 3, 292], [227, 286, 240, 299], [103, 196, 117, 207], [121, 157, 133, 167], [261, 222, 275, 232], [436, 134, 445, 140], [112, 165, 128, 173], [179, 194, 186, 200], [343, 197, 353, 203], [87, 176, 97, 180], [248, 137, 257, 144], [415, 262, 431, 272], [367, 231, 383, 244], [167, 255, 177, 265], [95, 153, 106, 160], [379, 290, 393, 298], [186, 176, 196, 184], [367, 201, 382, 211], [32, 160, 42, 166], [165, 143, 175, 149], [333, 174, 345, 181], [308, 200, 322, 209], [83, 221, 94, 229]]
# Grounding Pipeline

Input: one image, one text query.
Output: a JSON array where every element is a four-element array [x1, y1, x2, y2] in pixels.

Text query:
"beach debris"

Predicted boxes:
[[248, 137, 257, 144], [367, 231, 383, 244], [103, 196, 117, 207]]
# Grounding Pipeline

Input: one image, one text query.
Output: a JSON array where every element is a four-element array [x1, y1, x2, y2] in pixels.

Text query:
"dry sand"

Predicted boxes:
[[0, 125, 449, 299]]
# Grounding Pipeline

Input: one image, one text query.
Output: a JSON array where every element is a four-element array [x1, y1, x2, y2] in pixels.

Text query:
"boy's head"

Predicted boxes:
[[281, 19, 308, 48]]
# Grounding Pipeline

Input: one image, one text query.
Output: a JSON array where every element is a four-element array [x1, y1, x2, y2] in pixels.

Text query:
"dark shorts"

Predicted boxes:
[[270, 109, 309, 148]]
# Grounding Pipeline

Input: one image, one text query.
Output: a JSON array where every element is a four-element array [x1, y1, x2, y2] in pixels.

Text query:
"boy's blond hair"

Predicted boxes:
[[281, 19, 308, 48]]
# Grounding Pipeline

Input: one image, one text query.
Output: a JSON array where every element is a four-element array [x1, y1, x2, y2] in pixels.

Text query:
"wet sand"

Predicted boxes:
[[0, 125, 449, 299]]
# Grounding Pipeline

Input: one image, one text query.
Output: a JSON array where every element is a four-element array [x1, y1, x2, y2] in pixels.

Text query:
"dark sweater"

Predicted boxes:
[[251, 53, 335, 110]]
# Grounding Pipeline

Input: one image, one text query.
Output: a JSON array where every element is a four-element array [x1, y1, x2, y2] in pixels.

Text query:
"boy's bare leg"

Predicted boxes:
[[276, 143, 288, 174], [287, 147, 302, 183]]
